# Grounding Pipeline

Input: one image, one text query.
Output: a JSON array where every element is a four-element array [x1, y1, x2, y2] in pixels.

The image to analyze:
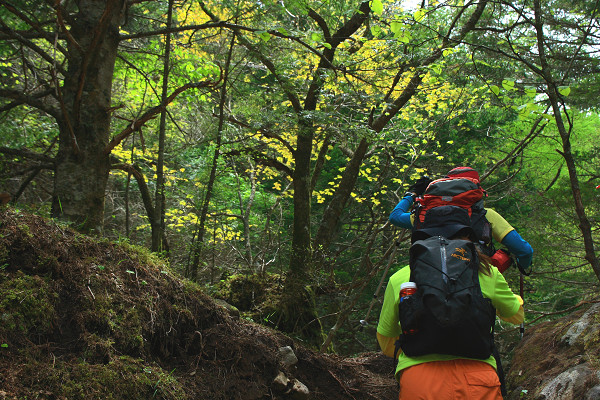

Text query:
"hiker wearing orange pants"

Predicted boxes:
[[377, 209, 525, 399], [377, 262, 524, 399]]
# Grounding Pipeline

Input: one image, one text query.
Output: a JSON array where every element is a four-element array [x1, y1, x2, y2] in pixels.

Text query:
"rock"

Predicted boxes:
[[290, 379, 310, 400], [561, 304, 600, 346], [272, 371, 310, 399], [278, 345, 298, 367], [272, 370, 290, 392], [584, 384, 600, 400], [538, 365, 596, 400]]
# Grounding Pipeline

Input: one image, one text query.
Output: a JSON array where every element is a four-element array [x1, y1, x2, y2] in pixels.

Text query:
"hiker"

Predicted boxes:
[[377, 206, 524, 399], [389, 167, 533, 273]]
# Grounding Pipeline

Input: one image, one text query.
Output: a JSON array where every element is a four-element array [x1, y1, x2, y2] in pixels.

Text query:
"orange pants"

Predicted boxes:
[[398, 359, 503, 400]]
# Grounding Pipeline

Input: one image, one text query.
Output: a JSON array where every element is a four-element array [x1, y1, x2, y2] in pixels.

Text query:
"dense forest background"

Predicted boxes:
[[0, 0, 599, 354]]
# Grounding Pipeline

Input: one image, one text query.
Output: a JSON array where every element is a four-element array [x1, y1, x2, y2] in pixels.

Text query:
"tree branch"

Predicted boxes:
[[111, 162, 156, 222], [0, 19, 68, 77], [308, 8, 331, 40], [0, 0, 69, 56], [372, 0, 489, 132], [224, 148, 293, 178], [0, 88, 58, 116], [0, 147, 55, 163], [221, 113, 296, 155], [104, 80, 217, 155]]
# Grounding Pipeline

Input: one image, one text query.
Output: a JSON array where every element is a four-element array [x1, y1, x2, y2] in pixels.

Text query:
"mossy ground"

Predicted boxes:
[[0, 208, 396, 399]]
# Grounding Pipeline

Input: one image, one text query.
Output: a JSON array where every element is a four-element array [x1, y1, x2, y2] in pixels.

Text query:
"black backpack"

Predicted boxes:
[[398, 236, 496, 359]]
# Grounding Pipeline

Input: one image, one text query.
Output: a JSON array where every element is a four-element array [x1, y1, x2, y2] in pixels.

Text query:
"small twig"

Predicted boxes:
[[87, 285, 96, 300], [328, 370, 357, 399]]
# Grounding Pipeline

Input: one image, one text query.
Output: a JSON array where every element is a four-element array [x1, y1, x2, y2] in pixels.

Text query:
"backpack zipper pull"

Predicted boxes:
[[439, 236, 448, 283]]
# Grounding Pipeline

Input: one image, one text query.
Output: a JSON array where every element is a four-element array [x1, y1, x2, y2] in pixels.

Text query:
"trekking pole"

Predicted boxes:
[[360, 229, 406, 328], [519, 271, 525, 339]]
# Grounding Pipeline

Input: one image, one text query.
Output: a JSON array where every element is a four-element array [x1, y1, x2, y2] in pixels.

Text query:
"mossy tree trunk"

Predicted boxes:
[[52, 0, 126, 234]]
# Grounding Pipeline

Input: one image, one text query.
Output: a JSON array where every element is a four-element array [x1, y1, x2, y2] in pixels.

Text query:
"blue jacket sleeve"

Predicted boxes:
[[389, 195, 414, 229], [501, 230, 533, 269]]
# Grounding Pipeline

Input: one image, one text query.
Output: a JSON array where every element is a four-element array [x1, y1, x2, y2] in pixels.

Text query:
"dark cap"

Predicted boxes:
[[413, 206, 474, 241]]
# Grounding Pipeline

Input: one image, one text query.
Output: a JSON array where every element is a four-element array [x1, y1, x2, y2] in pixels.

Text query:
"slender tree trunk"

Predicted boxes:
[[277, 3, 374, 340], [233, 157, 257, 268], [289, 119, 314, 280], [533, 0, 600, 280], [52, 0, 125, 234], [190, 34, 235, 280], [152, 0, 174, 253], [276, 118, 320, 337]]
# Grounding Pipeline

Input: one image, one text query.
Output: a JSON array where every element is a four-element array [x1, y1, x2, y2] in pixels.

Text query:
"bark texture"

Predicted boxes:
[[52, 0, 125, 234]]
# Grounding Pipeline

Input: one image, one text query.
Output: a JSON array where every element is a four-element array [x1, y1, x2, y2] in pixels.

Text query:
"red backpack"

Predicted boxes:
[[412, 177, 494, 255]]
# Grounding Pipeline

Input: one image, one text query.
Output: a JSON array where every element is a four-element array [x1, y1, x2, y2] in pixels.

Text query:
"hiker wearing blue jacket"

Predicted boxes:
[[389, 167, 533, 272]]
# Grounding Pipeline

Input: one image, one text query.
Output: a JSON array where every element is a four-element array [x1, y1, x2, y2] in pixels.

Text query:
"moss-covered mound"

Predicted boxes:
[[0, 208, 396, 399], [506, 302, 600, 399]]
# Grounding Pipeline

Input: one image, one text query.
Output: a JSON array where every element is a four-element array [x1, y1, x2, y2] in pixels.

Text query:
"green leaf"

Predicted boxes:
[[370, 25, 382, 38], [257, 31, 271, 42], [502, 79, 515, 90], [311, 32, 322, 42], [323, 42, 332, 49], [558, 86, 571, 96], [391, 21, 403, 34], [474, 59, 491, 67], [525, 86, 537, 98], [396, 31, 411, 43], [414, 9, 426, 22], [490, 85, 500, 96], [371, 0, 383, 15], [1, 344, 8, 348], [277, 27, 289, 36]]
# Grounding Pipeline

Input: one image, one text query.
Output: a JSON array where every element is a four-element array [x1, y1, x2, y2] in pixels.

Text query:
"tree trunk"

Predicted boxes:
[[533, 0, 600, 280], [233, 157, 257, 268], [277, 119, 322, 340], [52, 0, 125, 234], [189, 35, 235, 281], [152, 0, 174, 253]]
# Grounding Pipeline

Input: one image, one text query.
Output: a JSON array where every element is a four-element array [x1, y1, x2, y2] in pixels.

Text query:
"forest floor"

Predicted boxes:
[[0, 208, 397, 399]]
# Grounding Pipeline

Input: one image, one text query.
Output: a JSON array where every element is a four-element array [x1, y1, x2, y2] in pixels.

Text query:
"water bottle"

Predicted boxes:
[[400, 282, 417, 302], [400, 282, 418, 334]]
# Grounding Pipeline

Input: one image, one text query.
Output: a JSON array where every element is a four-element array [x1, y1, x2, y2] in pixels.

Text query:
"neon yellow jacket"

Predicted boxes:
[[377, 264, 524, 381]]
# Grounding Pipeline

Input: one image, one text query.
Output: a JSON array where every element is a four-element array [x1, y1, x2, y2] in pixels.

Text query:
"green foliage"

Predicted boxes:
[[1, 0, 600, 355]]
